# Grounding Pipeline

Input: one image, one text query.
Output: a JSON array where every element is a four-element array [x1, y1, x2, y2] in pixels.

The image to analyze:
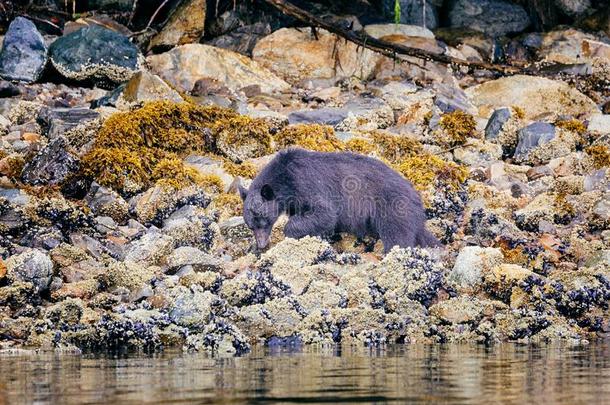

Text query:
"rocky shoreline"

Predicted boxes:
[[0, 1, 609, 354]]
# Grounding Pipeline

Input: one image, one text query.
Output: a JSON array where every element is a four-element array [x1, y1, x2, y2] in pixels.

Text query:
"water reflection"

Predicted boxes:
[[1, 343, 609, 404]]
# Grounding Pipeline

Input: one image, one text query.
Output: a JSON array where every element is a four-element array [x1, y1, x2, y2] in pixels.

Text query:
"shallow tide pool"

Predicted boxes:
[[1, 343, 609, 404]]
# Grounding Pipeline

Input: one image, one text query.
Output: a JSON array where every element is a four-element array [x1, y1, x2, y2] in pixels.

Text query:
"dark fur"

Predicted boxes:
[[239, 148, 439, 252]]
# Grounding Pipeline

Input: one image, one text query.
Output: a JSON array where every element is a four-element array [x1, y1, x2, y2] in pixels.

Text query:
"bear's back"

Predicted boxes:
[[277, 148, 418, 201]]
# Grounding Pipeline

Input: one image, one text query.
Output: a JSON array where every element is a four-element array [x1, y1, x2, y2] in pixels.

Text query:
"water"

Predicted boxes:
[[1, 343, 609, 404]]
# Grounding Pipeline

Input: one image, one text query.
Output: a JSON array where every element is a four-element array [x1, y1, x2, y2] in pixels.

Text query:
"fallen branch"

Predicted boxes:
[[261, 0, 525, 75], [145, 0, 170, 30]]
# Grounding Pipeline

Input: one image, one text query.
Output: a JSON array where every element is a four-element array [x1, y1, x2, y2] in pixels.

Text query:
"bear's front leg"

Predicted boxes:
[[284, 203, 336, 239]]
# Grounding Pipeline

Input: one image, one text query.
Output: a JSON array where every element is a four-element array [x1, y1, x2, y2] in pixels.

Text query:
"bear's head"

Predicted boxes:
[[239, 183, 280, 250]]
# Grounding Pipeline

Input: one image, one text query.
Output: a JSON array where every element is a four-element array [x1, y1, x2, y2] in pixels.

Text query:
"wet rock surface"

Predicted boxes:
[[0, 17, 47, 83], [448, 0, 531, 36], [0, 7, 609, 355], [49, 25, 140, 85]]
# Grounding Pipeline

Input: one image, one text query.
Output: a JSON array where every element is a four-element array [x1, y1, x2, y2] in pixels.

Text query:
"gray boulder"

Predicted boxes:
[[166, 246, 221, 273], [448, 0, 531, 36], [514, 122, 556, 162], [485, 107, 512, 140], [38, 107, 100, 140], [49, 25, 140, 85], [0, 17, 48, 83], [21, 137, 79, 186], [288, 108, 349, 126], [6, 249, 54, 292]]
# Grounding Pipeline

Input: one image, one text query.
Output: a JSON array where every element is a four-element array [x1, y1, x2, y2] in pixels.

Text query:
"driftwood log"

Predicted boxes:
[[261, 0, 526, 75]]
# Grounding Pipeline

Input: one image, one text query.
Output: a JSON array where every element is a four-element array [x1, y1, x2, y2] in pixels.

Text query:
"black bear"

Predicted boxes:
[[239, 148, 439, 253]]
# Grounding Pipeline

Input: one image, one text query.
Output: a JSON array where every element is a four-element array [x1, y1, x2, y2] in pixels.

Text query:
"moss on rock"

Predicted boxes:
[[222, 160, 257, 178], [439, 110, 476, 146], [586, 145, 610, 169], [555, 118, 587, 135], [274, 124, 343, 152], [396, 153, 468, 191], [213, 116, 272, 162], [80, 101, 237, 194]]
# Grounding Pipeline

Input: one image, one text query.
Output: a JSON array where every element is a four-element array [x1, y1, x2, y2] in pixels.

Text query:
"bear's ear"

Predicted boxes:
[[260, 184, 275, 201], [238, 184, 248, 201]]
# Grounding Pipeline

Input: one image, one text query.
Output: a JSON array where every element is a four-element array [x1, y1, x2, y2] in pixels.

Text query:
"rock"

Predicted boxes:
[[404, 0, 439, 29], [5, 249, 53, 293], [105, 260, 154, 292], [0, 188, 30, 206], [588, 115, 610, 134], [49, 25, 140, 85], [515, 193, 556, 231], [448, 0, 530, 36], [184, 156, 234, 192], [430, 296, 487, 324], [514, 122, 556, 163], [166, 246, 221, 272], [289, 97, 394, 131], [0, 17, 47, 83], [252, 28, 380, 85], [364, 24, 435, 39], [148, 0, 206, 51], [21, 137, 79, 186], [63, 15, 133, 36], [450, 246, 503, 288], [162, 206, 218, 251], [537, 29, 607, 64], [484, 107, 512, 140], [207, 10, 243, 37], [0, 81, 21, 98], [466, 75, 599, 120], [205, 22, 271, 56], [38, 107, 100, 140], [168, 287, 217, 328], [130, 185, 210, 225], [374, 247, 445, 307], [336, 97, 395, 131], [584, 249, 610, 268], [555, 0, 591, 17], [453, 139, 502, 167], [84, 182, 129, 223], [288, 108, 349, 126], [119, 71, 183, 105], [124, 232, 175, 267], [584, 169, 609, 192], [147, 44, 289, 94], [591, 193, 610, 226], [433, 83, 475, 114]]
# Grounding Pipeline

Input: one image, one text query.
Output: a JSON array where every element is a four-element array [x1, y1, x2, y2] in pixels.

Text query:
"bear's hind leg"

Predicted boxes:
[[378, 219, 417, 253]]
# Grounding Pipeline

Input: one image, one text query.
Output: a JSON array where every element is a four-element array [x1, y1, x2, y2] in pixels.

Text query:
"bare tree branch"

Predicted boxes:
[[261, 0, 526, 75]]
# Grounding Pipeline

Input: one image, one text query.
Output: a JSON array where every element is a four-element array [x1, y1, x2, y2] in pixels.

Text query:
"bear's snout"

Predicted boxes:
[[253, 228, 271, 250]]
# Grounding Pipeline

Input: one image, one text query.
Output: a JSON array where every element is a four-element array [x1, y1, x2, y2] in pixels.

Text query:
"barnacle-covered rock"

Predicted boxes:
[[103, 260, 156, 292], [49, 25, 141, 86], [450, 246, 503, 288], [185, 319, 250, 354], [373, 247, 446, 307], [5, 249, 53, 293], [130, 185, 211, 226]]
